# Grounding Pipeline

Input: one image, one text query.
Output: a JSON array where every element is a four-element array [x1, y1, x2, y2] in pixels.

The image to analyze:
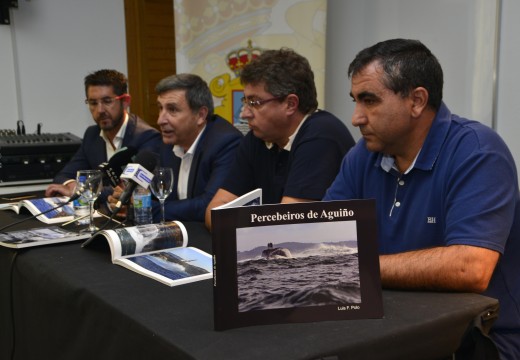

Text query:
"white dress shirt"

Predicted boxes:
[[173, 125, 206, 200], [100, 113, 129, 159]]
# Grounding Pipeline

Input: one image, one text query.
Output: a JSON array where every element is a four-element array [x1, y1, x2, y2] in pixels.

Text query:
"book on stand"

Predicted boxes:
[[210, 195, 383, 330], [83, 221, 213, 287]]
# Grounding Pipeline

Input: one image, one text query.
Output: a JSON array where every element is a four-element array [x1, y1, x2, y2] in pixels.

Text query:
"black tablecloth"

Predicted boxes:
[[0, 204, 499, 360]]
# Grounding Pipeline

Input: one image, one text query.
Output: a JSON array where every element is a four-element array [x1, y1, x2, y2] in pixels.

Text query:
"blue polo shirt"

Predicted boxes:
[[324, 102, 520, 358]]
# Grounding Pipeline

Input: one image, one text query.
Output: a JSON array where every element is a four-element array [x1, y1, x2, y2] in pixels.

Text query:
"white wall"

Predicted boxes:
[[0, 0, 127, 135], [495, 0, 520, 168], [325, 0, 520, 169], [0, 22, 18, 127], [1, 0, 519, 171]]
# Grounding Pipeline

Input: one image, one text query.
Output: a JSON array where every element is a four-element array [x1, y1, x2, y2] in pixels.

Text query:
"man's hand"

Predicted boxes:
[[45, 182, 76, 197], [107, 185, 127, 217]]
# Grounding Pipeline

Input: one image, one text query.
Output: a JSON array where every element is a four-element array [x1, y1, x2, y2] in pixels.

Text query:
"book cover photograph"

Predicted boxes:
[[211, 199, 383, 330], [236, 221, 360, 312]]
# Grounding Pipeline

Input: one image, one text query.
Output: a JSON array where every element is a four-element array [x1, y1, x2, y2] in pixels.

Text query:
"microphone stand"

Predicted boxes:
[[60, 211, 124, 227], [81, 209, 128, 248], [80, 197, 132, 248]]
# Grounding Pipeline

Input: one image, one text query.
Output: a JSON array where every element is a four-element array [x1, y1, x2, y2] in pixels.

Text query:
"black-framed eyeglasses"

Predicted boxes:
[[241, 96, 285, 109], [85, 94, 127, 108]]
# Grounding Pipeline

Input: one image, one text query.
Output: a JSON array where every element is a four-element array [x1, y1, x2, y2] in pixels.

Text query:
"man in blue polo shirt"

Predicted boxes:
[[324, 38, 520, 359], [205, 48, 355, 229]]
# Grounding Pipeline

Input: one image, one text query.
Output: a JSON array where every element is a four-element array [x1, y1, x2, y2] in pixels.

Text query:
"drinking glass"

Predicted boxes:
[[149, 167, 174, 224], [76, 170, 103, 233]]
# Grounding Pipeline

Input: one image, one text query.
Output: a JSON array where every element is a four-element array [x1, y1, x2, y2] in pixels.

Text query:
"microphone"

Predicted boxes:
[[98, 146, 138, 187], [67, 146, 138, 202], [111, 150, 157, 214]]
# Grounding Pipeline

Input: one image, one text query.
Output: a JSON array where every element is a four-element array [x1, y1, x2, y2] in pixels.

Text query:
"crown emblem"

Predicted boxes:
[[227, 40, 263, 77]]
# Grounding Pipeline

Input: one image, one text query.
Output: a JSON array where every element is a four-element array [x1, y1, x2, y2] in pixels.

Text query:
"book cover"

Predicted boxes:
[[85, 221, 213, 287], [211, 199, 383, 330]]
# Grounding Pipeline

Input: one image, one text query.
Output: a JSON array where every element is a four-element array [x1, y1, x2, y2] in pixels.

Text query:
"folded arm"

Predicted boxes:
[[380, 244, 500, 293]]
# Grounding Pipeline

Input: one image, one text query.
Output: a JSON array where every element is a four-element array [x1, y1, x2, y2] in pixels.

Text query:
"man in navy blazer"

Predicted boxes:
[[158, 115, 242, 222], [109, 73, 242, 222], [45, 69, 161, 198]]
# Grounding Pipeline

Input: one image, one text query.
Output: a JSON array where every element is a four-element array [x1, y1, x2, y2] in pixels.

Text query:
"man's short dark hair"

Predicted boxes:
[[348, 39, 444, 111], [155, 73, 214, 119], [240, 48, 318, 114], [84, 69, 128, 97]]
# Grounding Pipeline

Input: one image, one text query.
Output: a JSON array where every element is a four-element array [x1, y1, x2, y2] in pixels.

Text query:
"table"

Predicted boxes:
[[0, 207, 499, 360]]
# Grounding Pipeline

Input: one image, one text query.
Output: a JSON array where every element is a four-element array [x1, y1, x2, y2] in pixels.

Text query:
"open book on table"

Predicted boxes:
[[0, 196, 100, 224], [210, 197, 383, 331], [83, 221, 213, 287], [0, 226, 90, 249]]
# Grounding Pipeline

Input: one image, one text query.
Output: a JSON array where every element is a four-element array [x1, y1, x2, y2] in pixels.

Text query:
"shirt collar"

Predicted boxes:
[[264, 112, 312, 151], [381, 151, 420, 175], [379, 102, 452, 173], [99, 112, 128, 149], [173, 125, 206, 158]]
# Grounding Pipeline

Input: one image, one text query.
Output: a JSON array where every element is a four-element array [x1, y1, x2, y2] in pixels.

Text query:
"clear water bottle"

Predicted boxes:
[[73, 196, 90, 225], [133, 185, 153, 225]]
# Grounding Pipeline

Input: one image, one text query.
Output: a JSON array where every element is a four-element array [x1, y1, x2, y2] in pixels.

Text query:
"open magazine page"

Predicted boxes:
[[24, 197, 74, 223], [0, 196, 74, 223], [114, 246, 213, 287], [0, 226, 90, 249], [0, 203, 21, 212], [0, 196, 104, 224], [83, 220, 212, 286], [92, 221, 188, 262]]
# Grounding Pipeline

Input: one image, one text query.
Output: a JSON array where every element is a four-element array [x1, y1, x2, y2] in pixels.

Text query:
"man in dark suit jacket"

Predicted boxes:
[[109, 73, 242, 222], [45, 69, 161, 198], [158, 115, 242, 222]]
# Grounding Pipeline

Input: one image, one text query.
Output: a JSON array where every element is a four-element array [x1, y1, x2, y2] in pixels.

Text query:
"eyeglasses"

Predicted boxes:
[[241, 96, 285, 109], [85, 94, 127, 108]]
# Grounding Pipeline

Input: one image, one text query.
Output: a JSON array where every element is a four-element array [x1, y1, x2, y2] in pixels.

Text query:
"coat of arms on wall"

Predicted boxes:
[[209, 40, 263, 133]]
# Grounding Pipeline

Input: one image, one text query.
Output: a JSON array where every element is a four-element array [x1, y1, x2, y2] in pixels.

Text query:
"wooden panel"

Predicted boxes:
[[124, 0, 175, 129]]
